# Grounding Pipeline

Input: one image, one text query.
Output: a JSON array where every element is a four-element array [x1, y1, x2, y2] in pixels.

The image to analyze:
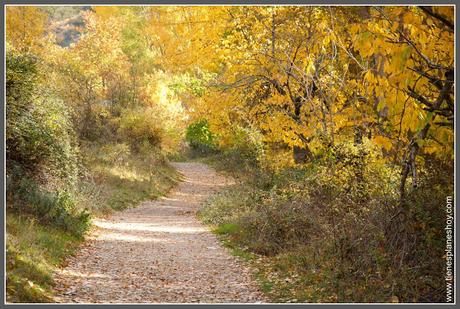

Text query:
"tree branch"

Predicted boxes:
[[419, 6, 454, 32]]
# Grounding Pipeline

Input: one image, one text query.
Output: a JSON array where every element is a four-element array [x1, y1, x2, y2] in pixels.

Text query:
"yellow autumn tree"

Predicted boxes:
[[6, 6, 47, 53]]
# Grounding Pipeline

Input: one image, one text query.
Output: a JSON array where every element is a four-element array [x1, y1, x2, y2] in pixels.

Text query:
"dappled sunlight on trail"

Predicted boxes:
[[54, 162, 263, 303], [95, 220, 209, 234]]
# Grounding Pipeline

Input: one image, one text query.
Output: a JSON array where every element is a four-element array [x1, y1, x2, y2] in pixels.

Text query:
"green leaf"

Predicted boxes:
[[416, 111, 434, 132]]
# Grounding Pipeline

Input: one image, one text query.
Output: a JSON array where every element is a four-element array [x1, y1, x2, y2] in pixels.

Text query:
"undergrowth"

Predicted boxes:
[[198, 145, 452, 303], [79, 143, 181, 215]]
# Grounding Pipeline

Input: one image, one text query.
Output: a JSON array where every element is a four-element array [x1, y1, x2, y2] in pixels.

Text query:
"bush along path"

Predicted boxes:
[[53, 162, 265, 303]]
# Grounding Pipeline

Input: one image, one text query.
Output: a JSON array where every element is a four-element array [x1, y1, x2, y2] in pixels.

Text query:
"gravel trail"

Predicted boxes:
[[54, 162, 265, 303]]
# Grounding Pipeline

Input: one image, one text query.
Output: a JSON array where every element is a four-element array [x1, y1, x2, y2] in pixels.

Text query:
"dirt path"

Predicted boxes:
[[54, 162, 265, 303]]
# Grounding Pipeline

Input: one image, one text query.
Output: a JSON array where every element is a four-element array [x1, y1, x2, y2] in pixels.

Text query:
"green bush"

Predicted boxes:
[[6, 49, 87, 238], [207, 125, 265, 174], [6, 50, 79, 184], [185, 119, 217, 154], [6, 51, 37, 119]]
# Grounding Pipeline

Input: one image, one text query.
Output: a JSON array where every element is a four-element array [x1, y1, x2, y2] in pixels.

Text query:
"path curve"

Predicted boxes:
[[54, 162, 265, 303]]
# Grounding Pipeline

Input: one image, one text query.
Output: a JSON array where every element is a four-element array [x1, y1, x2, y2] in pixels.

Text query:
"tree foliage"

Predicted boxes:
[[152, 6, 453, 199]]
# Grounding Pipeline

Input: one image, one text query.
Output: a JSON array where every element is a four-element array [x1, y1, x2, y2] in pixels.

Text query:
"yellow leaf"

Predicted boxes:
[[373, 135, 393, 151]]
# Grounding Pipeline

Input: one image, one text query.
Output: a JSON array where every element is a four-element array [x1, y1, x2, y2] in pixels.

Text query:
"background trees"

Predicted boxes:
[[169, 6, 453, 201]]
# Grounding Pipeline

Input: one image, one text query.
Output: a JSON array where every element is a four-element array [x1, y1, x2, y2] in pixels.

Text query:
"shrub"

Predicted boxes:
[[118, 107, 163, 152], [6, 50, 79, 184], [6, 49, 88, 237], [6, 51, 37, 119], [185, 119, 217, 155], [207, 125, 266, 174]]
